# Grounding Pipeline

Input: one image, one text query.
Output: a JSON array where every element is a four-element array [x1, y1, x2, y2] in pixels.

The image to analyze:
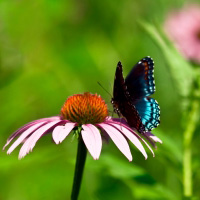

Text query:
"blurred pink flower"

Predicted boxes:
[[3, 92, 162, 160], [164, 4, 200, 63]]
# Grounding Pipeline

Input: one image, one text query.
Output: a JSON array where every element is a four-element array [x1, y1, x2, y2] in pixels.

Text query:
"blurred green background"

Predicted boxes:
[[0, 0, 200, 199]]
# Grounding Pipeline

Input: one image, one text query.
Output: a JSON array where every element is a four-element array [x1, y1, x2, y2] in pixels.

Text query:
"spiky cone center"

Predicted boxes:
[[61, 92, 108, 124]]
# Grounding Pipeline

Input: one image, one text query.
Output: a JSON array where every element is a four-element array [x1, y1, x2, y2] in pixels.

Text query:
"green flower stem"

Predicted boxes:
[[71, 135, 87, 200], [183, 100, 199, 197]]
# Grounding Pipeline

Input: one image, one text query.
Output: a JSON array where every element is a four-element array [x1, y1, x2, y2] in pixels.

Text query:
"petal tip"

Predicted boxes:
[[3, 146, 6, 151], [128, 155, 133, 162], [18, 155, 24, 160]]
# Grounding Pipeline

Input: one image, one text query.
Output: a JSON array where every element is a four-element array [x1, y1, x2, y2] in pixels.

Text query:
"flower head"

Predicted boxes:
[[164, 4, 200, 63], [61, 92, 108, 124], [3, 92, 162, 160]]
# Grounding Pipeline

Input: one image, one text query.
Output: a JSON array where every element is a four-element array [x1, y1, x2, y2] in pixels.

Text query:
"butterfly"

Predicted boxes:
[[111, 56, 160, 133]]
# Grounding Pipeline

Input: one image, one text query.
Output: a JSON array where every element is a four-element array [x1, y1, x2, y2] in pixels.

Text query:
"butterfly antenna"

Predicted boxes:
[[97, 82, 112, 97]]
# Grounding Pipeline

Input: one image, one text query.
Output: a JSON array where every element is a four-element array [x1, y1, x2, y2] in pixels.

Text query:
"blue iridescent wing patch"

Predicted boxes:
[[134, 97, 160, 131]]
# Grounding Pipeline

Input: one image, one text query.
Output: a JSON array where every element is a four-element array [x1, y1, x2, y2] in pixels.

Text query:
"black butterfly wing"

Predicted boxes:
[[125, 56, 155, 100], [112, 62, 145, 133], [119, 99, 146, 133], [113, 62, 127, 104]]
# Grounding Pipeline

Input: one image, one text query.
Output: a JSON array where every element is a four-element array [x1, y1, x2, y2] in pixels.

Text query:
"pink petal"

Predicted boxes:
[[144, 132, 162, 144], [52, 126, 64, 144], [3, 116, 61, 149], [140, 138, 155, 157], [98, 123, 132, 161], [19, 120, 61, 159], [7, 121, 47, 154], [110, 123, 148, 159], [3, 123, 36, 150], [107, 120, 155, 157], [52, 122, 76, 144], [150, 136, 162, 143], [81, 124, 102, 160]]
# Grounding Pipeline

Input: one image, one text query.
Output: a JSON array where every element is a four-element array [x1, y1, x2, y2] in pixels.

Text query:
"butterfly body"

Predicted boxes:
[[112, 56, 160, 133]]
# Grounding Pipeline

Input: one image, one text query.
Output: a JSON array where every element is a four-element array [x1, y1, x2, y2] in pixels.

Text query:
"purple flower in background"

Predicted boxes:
[[164, 4, 200, 63], [3, 92, 162, 160]]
